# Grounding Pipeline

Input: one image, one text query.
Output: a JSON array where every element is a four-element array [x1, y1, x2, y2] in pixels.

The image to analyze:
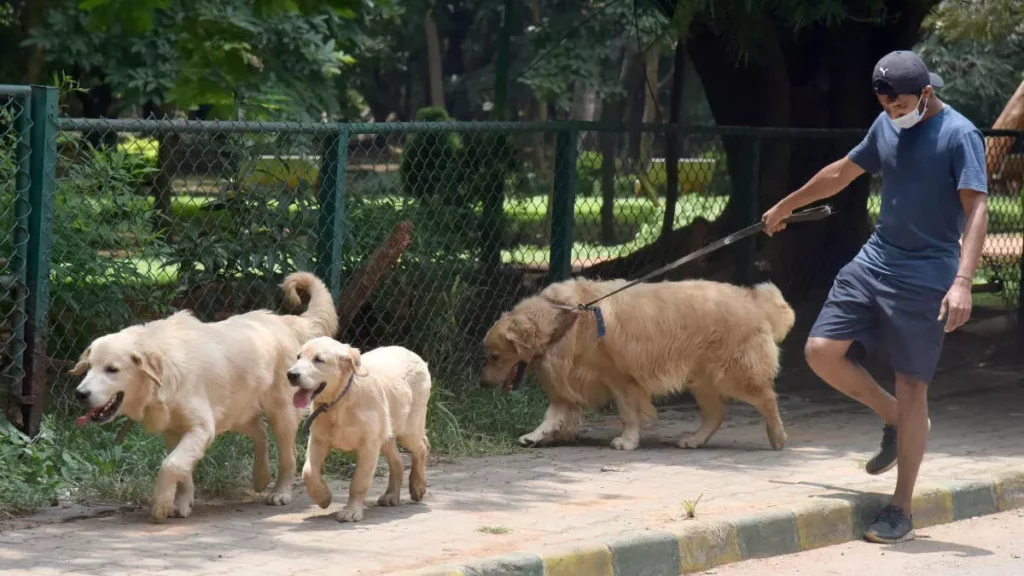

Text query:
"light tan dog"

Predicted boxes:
[[481, 277, 796, 451], [289, 338, 431, 523], [70, 272, 339, 522]]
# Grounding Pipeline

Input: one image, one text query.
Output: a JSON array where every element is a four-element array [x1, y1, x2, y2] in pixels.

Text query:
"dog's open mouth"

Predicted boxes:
[[76, 392, 125, 426], [293, 383, 326, 409], [503, 362, 527, 394]]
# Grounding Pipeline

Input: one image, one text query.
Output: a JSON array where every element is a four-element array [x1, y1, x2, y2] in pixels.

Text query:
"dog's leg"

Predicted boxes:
[[301, 434, 332, 509], [519, 401, 577, 447], [171, 474, 195, 519], [377, 438, 403, 507], [152, 426, 213, 523], [400, 433, 429, 502], [608, 387, 642, 451], [265, 407, 300, 506], [336, 441, 381, 522], [749, 387, 787, 450], [162, 432, 194, 518], [235, 416, 271, 493], [678, 383, 726, 449]]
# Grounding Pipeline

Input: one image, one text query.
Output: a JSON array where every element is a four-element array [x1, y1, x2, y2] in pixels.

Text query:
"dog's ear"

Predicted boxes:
[[504, 316, 540, 360], [131, 350, 164, 387], [348, 347, 362, 369], [69, 346, 92, 376]]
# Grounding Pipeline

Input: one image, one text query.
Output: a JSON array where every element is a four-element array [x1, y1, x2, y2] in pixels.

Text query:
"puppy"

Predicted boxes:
[[71, 272, 339, 522], [290, 338, 431, 522]]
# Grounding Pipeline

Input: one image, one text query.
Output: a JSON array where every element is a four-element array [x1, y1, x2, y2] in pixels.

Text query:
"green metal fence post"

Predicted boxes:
[[736, 134, 761, 286], [549, 128, 577, 284], [8, 87, 32, 434], [20, 85, 58, 437], [315, 127, 348, 302]]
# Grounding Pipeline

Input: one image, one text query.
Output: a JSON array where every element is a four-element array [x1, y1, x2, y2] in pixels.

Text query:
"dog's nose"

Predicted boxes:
[[75, 388, 89, 401], [287, 370, 300, 384]]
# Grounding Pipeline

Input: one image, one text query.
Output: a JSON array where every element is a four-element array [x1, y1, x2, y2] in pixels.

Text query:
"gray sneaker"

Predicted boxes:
[[864, 419, 931, 475], [865, 424, 897, 475], [864, 505, 915, 543]]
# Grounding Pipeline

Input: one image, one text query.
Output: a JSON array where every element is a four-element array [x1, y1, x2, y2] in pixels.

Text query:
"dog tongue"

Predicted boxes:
[[76, 406, 104, 427], [293, 389, 314, 409]]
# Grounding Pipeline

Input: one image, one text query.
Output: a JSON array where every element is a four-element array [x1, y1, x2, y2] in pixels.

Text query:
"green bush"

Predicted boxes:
[[400, 107, 465, 203]]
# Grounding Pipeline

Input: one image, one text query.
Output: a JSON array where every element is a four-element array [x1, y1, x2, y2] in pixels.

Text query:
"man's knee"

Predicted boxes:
[[804, 337, 849, 373], [895, 373, 929, 400]]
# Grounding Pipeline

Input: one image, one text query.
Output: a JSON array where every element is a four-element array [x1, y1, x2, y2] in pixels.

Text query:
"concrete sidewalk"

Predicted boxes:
[[2, 364, 1022, 576]]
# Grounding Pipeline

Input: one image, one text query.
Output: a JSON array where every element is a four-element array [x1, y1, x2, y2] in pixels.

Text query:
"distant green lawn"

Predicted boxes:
[[55, 190, 1020, 284]]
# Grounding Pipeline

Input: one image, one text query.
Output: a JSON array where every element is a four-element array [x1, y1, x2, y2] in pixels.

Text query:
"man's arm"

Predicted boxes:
[[955, 189, 989, 282], [762, 156, 865, 234]]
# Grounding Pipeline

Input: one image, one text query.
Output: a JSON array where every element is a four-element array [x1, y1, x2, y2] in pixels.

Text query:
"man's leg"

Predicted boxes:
[[806, 261, 901, 476], [863, 279, 944, 544], [892, 374, 929, 511], [804, 337, 898, 426]]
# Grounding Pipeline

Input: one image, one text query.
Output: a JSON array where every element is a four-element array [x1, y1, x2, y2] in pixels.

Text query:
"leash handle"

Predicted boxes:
[[781, 205, 833, 225]]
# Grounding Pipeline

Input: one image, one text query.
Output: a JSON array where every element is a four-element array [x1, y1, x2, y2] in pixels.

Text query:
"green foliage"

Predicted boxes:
[[26, 0, 367, 119], [400, 107, 465, 202], [48, 134, 174, 360], [0, 419, 89, 515], [917, 0, 1024, 126]]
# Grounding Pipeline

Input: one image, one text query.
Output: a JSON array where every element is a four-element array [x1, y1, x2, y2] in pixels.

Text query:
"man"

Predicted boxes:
[[762, 50, 989, 544]]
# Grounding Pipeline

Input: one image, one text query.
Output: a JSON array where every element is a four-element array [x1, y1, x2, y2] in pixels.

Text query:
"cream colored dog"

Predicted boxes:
[[289, 338, 431, 523], [71, 271, 339, 522], [481, 277, 796, 451]]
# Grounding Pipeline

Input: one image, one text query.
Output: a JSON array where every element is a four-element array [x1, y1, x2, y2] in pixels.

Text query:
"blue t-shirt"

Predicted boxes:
[[848, 104, 988, 293]]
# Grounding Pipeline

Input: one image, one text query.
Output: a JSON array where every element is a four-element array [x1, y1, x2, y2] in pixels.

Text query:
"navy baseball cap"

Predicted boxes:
[[871, 50, 944, 97]]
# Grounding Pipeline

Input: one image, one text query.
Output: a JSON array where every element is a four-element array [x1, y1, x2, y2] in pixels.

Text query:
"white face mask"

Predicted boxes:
[[890, 94, 928, 130]]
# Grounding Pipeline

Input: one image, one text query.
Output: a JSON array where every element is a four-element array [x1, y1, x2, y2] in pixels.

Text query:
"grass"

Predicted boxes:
[[682, 493, 704, 519], [477, 526, 512, 535]]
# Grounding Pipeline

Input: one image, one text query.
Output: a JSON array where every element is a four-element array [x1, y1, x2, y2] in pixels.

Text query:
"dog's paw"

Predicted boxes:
[[264, 491, 292, 506], [335, 505, 364, 523], [150, 499, 174, 523], [410, 476, 427, 502], [170, 500, 193, 519], [517, 432, 547, 447], [610, 436, 638, 451], [677, 435, 706, 449], [377, 492, 400, 507], [768, 427, 788, 450]]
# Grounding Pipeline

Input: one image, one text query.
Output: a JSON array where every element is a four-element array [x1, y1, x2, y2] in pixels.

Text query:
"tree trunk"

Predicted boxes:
[[661, 40, 686, 240], [639, 47, 661, 169], [425, 8, 445, 109], [19, 0, 47, 85], [986, 79, 1024, 192]]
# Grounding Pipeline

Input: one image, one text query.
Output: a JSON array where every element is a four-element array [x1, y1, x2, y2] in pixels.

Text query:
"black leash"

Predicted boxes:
[[550, 205, 836, 336], [300, 373, 355, 436]]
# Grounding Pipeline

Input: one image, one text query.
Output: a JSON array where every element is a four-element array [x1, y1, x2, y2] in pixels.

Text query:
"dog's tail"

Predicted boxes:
[[281, 271, 340, 339], [751, 282, 796, 343]]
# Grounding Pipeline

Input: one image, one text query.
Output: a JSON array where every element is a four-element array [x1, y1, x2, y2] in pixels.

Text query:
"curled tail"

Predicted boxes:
[[281, 271, 339, 339], [752, 282, 796, 343]]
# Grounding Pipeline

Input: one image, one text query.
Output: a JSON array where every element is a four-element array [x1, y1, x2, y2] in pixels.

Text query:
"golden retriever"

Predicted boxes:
[[70, 271, 339, 522], [289, 338, 431, 522], [481, 277, 796, 451]]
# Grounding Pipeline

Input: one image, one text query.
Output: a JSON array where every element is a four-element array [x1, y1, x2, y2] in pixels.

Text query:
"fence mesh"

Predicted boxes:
[[1, 93, 29, 423], [38, 119, 1024, 412]]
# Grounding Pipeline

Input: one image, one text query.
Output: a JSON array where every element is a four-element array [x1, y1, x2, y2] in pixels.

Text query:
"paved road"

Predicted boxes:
[[697, 509, 1024, 576]]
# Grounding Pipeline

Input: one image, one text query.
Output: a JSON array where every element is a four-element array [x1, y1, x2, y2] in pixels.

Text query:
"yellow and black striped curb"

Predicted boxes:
[[396, 469, 1024, 576]]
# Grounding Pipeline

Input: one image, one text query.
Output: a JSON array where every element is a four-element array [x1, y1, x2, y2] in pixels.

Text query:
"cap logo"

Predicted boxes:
[[878, 67, 889, 77]]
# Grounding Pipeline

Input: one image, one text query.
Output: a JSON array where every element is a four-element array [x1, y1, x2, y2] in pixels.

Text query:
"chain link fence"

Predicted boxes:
[[6, 116, 1020, 422], [0, 88, 31, 426]]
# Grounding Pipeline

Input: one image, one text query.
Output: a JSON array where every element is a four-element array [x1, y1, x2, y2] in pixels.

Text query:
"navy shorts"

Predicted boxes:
[[809, 259, 947, 383]]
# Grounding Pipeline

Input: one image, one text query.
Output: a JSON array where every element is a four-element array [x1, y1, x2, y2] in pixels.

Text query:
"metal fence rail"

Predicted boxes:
[[1, 100, 1021, 435]]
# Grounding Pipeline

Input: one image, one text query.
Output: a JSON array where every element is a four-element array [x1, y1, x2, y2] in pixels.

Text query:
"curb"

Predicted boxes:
[[395, 469, 1024, 576]]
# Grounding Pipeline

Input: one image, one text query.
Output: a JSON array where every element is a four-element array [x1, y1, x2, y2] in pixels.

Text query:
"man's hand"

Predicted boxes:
[[938, 276, 973, 332], [762, 201, 793, 236]]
